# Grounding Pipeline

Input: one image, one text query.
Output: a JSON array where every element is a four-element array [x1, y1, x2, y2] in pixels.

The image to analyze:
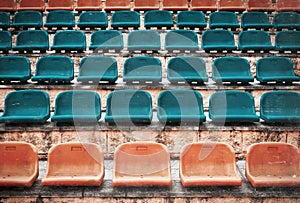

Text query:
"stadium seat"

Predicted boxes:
[[134, 0, 159, 11], [105, 0, 131, 11], [0, 12, 9, 29], [157, 89, 206, 124], [76, 0, 102, 11], [12, 10, 43, 29], [190, 0, 217, 11], [256, 56, 300, 84], [238, 30, 274, 52], [123, 56, 162, 84], [241, 12, 272, 30], [111, 10, 140, 29], [47, 0, 74, 10], [260, 91, 300, 123], [218, 0, 246, 11], [246, 142, 300, 187], [77, 56, 118, 84], [31, 56, 74, 83], [127, 30, 161, 52], [0, 56, 31, 83], [273, 12, 300, 30], [77, 11, 108, 29], [42, 143, 104, 186], [0, 90, 50, 123], [165, 30, 199, 52], [89, 30, 123, 51], [51, 30, 86, 52], [167, 56, 208, 84], [18, 0, 45, 11], [180, 142, 242, 187], [162, 0, 188, 11], [247, 0, 274, 11], [44, 10, 75, 30], [202, 30, 236, 52], [276, 0, 300, 12], [275, 31, 300, 52], [212, 56, 254, 84], [144, 10, 173, 29], [176, 10, 207, 29], [0, 30, 11, 53], [0, 0, 17, 12], [105, 89, 153, 125], [0, 142, 38, 187], [209, 90, 259, 123], [51, 90, 101, 123], [13, 30, 49, 53], [209, 11, 240, 29], [112, 142, 172, 187]]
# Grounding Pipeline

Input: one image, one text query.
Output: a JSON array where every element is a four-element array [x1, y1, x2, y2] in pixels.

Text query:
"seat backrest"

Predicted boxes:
[[16, 30, 48, 47], [0, 0, 17, 11], [275, 31, 300, 46], [134, 0, 159, 10], [90, 30, 123, 48], [76, 0, 102, 10], [273, 12, 300, 29], [276, 0, 300, 12], [19, 0, 45, 11], [46, 10, 75, 24], [209, 11, 239, 27], [0, 12, 10, 28], [127, 30, 160, 50], [177, 10, 206, 24], [219, 0, 246, 11], [47, 0, 74, 10], [105, 0, 131, 10], [79, 11, 107, 24], [190, 0, 217, 11], [202, 30, 235, 46], [162, 0, 188, 10], [0, 30, 11, 49], [144, 10, 172, 24], [239, 30, 272, 46], [53, 30, 86, 46], [0, 56, 31, 78], [165, 30, 198, 48], [111, 10, 140, 25], [241, 12, 271, 27], [247, 0, 274, 11], [13, 10, 42, 24]]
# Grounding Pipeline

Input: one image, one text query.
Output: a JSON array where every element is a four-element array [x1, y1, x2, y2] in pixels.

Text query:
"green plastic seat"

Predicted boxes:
[[209, 11, 240, 29], [0, 56, 31, 83], [105, 90, 153, 125], [209, 90, 259, 123], [0, 12, 10, 29], [158, 89, 206, 124], [0, 90, 50, 123], [256, 56, 300, 84], [31, 56, 74, 83], [77, 56, 118, 84], [202, 30, 236, 51], [238, 30, 274, 51], [45, 10, 75, 30], [273, 12, 300, 30], [123, 56, 162, 84], [275, 31, 300, 51], [177, 10, 206, 29], [78, 11, 108, 29], [212, 56, 254, 83], [165, 30, 199, 51], [260, 91, 300, 123], [13, 30, 49, 53], [167, 56, 208, 84], [51, 30, 86, 52], [111, 10, 140, 29], [51, 90, 101, 123], [0, 30, 11, 53], [241, 12, 272, 30], [144, 10, 173, 29], [12, 10, 42, 29], [89, 30, 123, 51], [127, 30, 161, 52]]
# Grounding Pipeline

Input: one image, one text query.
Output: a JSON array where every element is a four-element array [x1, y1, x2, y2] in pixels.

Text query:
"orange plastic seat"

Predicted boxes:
[[190, 0, 217, 11], [47, 0, 74, 11], [0, 142, 38, 187], [219, 0, 246, 11], [246, 142, 300, 187], [42, 143, 104, 186], [76, 0, 102, 11], [276, 0, 300, 12], [247, 0, 274, 11], [162, 0, 188, 11], [0, 0, 17, 12], [19, 0, 45, 11], [113, 142, 172, 187], [134, 0, 160, 11], [180, 142, 242, 187], [105, 0, 131, 11]]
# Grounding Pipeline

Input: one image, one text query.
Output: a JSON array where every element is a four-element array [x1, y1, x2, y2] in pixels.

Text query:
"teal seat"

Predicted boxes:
[[0, 12, 10, 29], [212, 56, 254, 83], [51, 30, 86, 52], [0, 56, 31, 83], [105, 90, 153, 125], [51, 90, 101, 123], [13, 30, 49, 53], [256, 56, 300, 84], [127, 30, 161, 51], [241, 12, 272, 30], [177, 10, 206, 29], [209, 91, 259, 123], [274, 12, 300, 30], [0, 90, 50, 124], [260, 91, 300, 123], [31, 56, 74, 83], [167, 56, 208, 84], [275, 31, 300, 51], [157, 89, 206, 124], [0, 30, 11, 52], [238, 30, 274, 51], [165, 30, 198, 51], [45, 10, 75, 30], [89, 30, 123, 51], [144, 10, 173, 29], [78, 11, 108, 29], [77, 56, 118, 84], [111, 10, 140, 29], [123, 56, 162, 84], [209, 11, 240, 29], [202, 30, 236, 51], [12, 10, 42, 29]]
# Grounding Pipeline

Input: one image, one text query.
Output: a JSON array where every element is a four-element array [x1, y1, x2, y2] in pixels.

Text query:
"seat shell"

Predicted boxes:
[[12, 10, 43, 29], [0, 30, 11, 52], [247, 0, 274, 11], [90, 30, 123, 51], [19, 0, 45, 11], [0, 0, 17, 12], [0, 12, 10, 29], [276, 0, 300, 12], [218, 0, 246, 11], [45, 10, 75, 29], [176, 11, 207, 29], [134, 0, 159, 11], [241, 12, 272, 29], [47, 0, 74, 10], [51, 30, 86, 52], [275, 31, 300, 51], [273, 12, 300, 30], [78, 11, 108, 29], [127, 30, 161, 51], [76, 0, 102, 11], [209, 11, 240, 29], [190, 0, 217, 11], [202, 30, 237, 51], [165, 30, 199, 51], [105, 0, 131, 11], [162, 0, 188, 10], [238, 30, 274, 51], [144, 10, 173, 29], [111, 10, 140, 29], [13, 30, 49, 52]]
